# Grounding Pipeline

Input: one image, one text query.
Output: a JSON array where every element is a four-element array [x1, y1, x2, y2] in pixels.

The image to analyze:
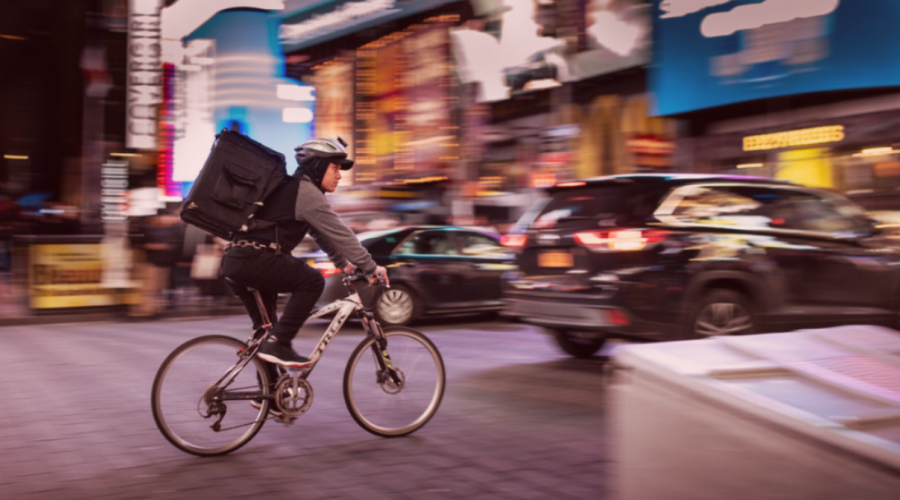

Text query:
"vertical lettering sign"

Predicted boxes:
[[127, 0, 164, 149], [101, 161, 129, 221]]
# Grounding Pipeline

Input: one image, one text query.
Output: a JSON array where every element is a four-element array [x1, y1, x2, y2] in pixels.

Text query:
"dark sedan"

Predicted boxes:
[[304, 226, 516, 325]]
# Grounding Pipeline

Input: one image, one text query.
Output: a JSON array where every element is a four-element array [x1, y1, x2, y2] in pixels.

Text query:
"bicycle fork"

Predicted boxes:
[[361, 314, 404, 388]]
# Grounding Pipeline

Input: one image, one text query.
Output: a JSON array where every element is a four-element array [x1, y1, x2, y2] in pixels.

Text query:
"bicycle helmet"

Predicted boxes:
[[294, 137, 354, 170]]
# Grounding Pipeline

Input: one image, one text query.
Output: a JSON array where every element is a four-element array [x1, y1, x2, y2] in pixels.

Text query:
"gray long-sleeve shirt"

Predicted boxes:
[[294, 176, 378, 275]]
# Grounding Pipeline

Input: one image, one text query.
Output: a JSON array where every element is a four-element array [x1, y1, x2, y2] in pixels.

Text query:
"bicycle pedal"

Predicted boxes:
[[276, 414, 297, 426]]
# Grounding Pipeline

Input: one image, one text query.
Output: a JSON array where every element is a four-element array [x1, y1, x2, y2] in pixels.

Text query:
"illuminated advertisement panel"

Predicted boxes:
[[403, 25, 456, 172], [354, 19, 458, 182], [652, 0, 900, 115], [159, 8, 313, 197], [312, 59, 356, 184], [451, 0, 650, 102]]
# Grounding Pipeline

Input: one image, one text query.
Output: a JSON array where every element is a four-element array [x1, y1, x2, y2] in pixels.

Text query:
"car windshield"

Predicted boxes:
[[357, 229, 402, 243]]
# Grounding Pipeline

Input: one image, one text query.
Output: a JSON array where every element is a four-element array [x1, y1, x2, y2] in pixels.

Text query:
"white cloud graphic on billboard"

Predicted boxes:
[[660, 0, 734, 19], [701, 0, 840, 38], [589, 10, 645, 57]]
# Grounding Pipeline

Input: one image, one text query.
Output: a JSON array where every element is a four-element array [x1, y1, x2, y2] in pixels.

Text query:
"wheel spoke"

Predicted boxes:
[[695, 301, 751, 337], [152, 336, 270, 456], [344, 328, 444, 437], [695, 320, 722, 336]]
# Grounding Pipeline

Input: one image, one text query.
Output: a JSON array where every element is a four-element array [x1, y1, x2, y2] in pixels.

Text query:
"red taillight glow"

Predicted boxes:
[[605, 308, 630, 325], [314, 261, 338, 278], [574, 229, 667, 252], [501, 234, 528, 248]]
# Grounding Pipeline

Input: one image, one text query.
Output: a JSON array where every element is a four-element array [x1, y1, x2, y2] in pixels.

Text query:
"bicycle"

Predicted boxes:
[[151, 272, 446, 456]]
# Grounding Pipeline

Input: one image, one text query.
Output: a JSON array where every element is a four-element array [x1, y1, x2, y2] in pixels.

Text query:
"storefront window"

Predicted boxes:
[[835, 152, 900, 194]]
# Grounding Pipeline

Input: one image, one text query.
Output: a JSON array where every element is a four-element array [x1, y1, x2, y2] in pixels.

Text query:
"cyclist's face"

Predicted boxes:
[[322, 163, 342, 192]]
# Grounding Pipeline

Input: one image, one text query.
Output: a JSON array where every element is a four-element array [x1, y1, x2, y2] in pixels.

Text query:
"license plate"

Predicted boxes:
[[538, 251, 573, 268]]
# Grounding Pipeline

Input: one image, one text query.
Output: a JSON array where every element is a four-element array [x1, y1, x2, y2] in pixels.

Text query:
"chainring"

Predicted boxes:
[[274, 376, 314, 418]]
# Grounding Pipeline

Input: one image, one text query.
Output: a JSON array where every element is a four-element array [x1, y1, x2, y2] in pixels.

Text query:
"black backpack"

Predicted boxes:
[[180, 129, 287, 240]]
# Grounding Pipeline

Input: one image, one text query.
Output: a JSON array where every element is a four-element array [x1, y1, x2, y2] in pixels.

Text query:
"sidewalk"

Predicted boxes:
[[0, 272, 246, 327]]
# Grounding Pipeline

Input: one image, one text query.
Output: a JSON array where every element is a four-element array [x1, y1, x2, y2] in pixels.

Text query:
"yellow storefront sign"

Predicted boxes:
[[29, 244, 118, 309], [743, 125, 844, 151]]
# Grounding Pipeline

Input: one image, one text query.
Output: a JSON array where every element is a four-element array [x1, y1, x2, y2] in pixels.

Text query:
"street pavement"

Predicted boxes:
[[0, 315, 605, 500]]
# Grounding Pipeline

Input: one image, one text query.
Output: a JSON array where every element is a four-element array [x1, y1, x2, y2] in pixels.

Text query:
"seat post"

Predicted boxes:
[[248, 287, 273, 329]]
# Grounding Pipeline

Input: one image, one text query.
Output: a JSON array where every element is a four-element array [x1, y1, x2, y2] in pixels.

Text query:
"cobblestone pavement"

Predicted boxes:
[[0, 315, 606, 500]]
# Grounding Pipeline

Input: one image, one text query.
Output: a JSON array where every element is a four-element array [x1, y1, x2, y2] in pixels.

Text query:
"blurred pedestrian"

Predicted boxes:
[[131, 212, 179, 318], [190, 232, 228, 312]]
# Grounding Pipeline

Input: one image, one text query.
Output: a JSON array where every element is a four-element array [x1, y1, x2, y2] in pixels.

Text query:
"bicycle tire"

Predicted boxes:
[[151, 335, 270, 456], [343, 326, 445, 437]]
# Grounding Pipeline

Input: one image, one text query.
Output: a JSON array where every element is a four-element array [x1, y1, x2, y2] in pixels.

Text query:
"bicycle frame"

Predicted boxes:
[[216, 277, 396, 404], [302, 293, 365, 367], [152, 273, 443, 454]]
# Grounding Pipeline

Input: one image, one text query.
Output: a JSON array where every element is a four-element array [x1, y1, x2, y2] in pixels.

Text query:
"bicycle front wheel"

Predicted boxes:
[[151, 335, 270, 456], [343, 326, 445, 437]]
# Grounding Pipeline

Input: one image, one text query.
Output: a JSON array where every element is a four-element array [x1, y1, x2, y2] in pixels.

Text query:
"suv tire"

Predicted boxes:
[[685, 288, 756, 339], [553, 329, 606, 358]]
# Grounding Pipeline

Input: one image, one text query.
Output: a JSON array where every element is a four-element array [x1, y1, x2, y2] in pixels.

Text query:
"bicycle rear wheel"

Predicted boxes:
[[343, 326, 445, 437], [151, 335, 270, 456]]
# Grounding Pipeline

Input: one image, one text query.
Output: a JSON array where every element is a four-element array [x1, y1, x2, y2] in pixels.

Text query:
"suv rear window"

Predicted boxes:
[[523, 184, 644, 229], [655, 184, 873, 235]]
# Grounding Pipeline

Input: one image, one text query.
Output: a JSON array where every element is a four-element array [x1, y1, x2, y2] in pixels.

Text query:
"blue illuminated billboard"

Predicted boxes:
[[651, 0, 900, 115]]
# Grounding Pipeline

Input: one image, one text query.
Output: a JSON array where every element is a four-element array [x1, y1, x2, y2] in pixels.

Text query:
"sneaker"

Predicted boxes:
[[257, 337, 312, 368]]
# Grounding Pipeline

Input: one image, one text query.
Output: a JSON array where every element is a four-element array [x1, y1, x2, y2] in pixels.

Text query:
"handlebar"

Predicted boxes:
[[342, 269, 390, 288]]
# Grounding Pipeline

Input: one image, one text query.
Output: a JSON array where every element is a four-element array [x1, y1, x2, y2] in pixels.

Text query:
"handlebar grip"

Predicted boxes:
[[345, 268, 387, 286]]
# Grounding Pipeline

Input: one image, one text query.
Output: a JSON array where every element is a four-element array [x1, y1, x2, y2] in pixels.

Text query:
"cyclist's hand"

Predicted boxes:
[[369, 266, 389, 286], [341, 263, 357, 275]]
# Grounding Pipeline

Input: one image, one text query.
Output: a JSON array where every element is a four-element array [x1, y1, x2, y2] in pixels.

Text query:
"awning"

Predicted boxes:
[[280, 0, 462, 53]]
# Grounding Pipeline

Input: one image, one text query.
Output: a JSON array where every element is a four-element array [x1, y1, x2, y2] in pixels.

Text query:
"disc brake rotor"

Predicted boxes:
[[380, 368, 405, 395]]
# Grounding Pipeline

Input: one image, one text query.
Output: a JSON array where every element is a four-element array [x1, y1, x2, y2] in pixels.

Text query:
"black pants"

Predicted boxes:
[[221, 247, 325, 344]]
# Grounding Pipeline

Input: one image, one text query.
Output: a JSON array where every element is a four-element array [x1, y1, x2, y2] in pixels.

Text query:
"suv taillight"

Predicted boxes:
[[574, 229, 667, 252], [501, 234, 528, 248], [314, 261, 338, 278]]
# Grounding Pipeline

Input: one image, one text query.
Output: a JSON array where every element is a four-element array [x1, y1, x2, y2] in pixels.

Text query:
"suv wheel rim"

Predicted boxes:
[[694, 302, 752, 336], [378, 289, 413, 324]]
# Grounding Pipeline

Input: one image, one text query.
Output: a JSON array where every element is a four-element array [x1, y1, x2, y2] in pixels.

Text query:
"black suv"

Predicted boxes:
[[501, 174, 900, 358]]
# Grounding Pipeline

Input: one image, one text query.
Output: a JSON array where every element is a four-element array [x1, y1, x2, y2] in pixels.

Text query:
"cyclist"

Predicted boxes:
[[221, 137, 389, 370]]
